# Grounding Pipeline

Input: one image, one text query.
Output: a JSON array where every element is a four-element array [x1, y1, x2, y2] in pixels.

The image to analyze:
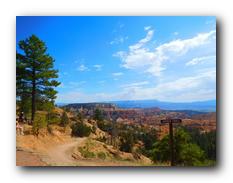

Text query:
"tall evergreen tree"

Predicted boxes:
[[16, 35, 60, 122]]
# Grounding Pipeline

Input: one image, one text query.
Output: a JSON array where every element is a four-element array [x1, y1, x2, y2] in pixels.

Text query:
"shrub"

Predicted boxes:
[[93, 108, 103, 122], [60, 111, 69, 127], [33, 113, 47, 135], [92, 125, 97, 133], [97, 120, 112, 132], [78, 147, 96, 158], [96, 136, 107, 143], [179, 143, 205, 166], [119, 131, 135, 153], [77, 112, 84, 121], [71, 122, 92, 137], [46, 112, 60, 125], [97, 152, 106, 160]]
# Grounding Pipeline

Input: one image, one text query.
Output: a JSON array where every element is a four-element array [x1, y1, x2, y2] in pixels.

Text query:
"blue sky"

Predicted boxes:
[[16, 16, 216, 103]]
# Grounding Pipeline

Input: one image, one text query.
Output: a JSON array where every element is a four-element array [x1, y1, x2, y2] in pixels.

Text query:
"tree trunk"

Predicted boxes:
[[31, 68, 36, 123]]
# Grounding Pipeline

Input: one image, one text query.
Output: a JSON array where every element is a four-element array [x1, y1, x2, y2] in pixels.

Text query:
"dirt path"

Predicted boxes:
[[40, 138, 143, 166], [17, 135, 149, 166], [42, 138, 86, 166]]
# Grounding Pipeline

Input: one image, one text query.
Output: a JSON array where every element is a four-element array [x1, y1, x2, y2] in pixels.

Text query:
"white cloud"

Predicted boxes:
[[57, 69, 215, 103], [77, 64, 89, 71], [120, 81, 149, 88], [186, 55, 216, 66], [173, 32, 179, 36], [74, 58, 85, 64], [112, 72, 124, 76], [68, 81, 86, 88], [93, 64, 102, 71], [129, 29, 154, 51], [110, 36, 128, 45], [144, 26, 151, 31], [114, 29, 216, 77]]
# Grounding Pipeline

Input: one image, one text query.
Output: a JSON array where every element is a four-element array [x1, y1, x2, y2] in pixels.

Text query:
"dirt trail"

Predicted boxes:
[[17, 134, 149, 166], [42, 138, 86, 166], [42, 138, 141, 166]]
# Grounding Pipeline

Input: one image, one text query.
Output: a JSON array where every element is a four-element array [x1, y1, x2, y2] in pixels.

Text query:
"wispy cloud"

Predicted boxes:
[[57, 69, 216, 103], [186, 55, 216, 66], [144, 26, 152, 31], [68, 81, 86, 88], [120, 81, 149, 88], [77, 64, 89, 71], [110, 36, 128, 45], [114, 29, 216, 77], [112, 72, 124, 76], [74, 58, 85, 65], [93, 64, 102, 71]]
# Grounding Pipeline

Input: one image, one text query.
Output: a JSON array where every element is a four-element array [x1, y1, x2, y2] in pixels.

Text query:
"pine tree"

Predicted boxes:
[[16, 35, 60, 122]]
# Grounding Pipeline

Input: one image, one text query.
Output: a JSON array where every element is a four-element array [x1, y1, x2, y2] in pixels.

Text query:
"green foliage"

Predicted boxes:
[[60, 112, 69, 127], [119, 131, 135, 153], [151, 128, 205, 166], [185, 127, 216, 160], [37, 100, 55, 112], [33, 113, 47, 135], [179, 143, 205, 166], [138, 129, 158, 154], [97, 120, 112, 132], [46, 112, 60, 125], [16, 35, 60, 121], [97, 152, 106, 160], [96, 136, 107, 143], [151, 136, 170, 162], [71, 122, 92, 137], [17, 95, 31, 117], [93, 108, 103, 122], [77, 112, 84, 121], [91, 125, 97, 133], [78, 147, 96, 158]]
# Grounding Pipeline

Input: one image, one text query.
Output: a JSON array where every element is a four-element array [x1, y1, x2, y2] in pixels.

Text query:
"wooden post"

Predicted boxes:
[[161, 118, 182, 166], [169, 122, 174, 166]]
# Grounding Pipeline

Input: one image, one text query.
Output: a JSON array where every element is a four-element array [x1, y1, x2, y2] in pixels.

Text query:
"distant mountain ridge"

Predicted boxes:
[[58, 99, 216, 112], [111, 99, 216, 112]]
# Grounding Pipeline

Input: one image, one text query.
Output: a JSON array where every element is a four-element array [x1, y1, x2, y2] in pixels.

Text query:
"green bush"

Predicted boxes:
[[119, 131, 135, 153], [185, 127, 216, 160], [91, 125, 97, 133], [60, 111, 69, 127], [93, 108, 103, 122], [46, 112, 60, 125], [179, 143, 205, 166], [96, 136, 107, 143], [71, 122, 92, 137], [97, 120, 112, 132], [33, 113, 47, 135], [78, 147, 96, 158], [97, 152, 106, 160]]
